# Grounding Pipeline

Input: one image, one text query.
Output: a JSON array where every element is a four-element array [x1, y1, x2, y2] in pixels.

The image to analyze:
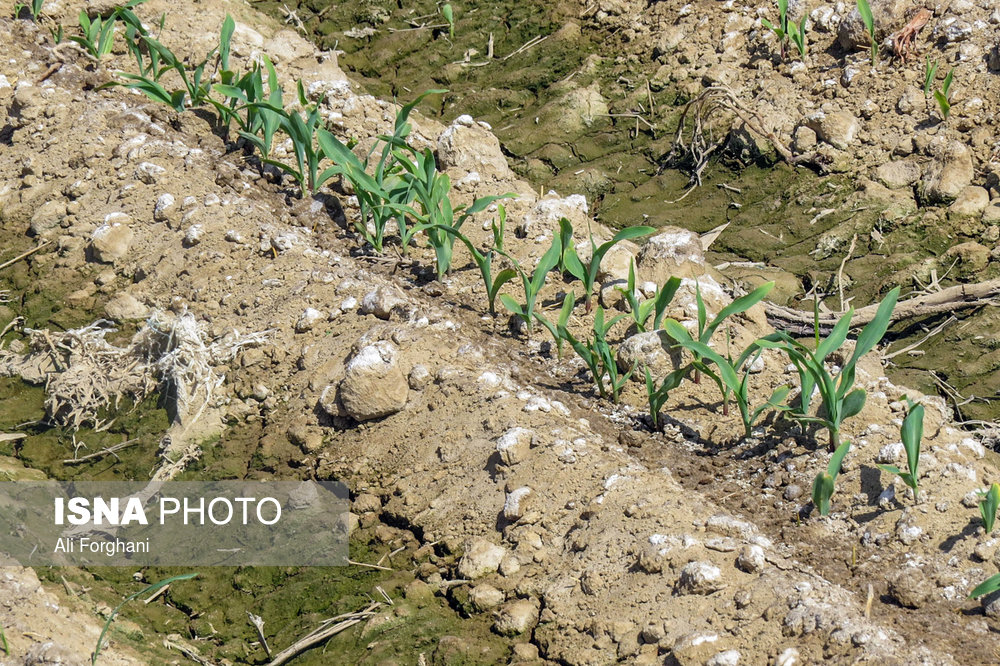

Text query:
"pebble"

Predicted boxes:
[[295, 308, 325, 333], [496, 428, 534, 466], [736, 544, 765, 574], [676, 561, 724, 595], [183, 224, 203, 246], [457, 538, 507, 579]]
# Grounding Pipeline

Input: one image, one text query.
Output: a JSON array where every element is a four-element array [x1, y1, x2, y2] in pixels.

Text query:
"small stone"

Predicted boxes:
[[875, 160, 921, 190], [783, 484, 803, 501], [499, 553, 521, 577], [183, 224, 203, 247], [511, 643, 539, 661], [503, 487, 533, 521], [877, 441, 904, 463], [617, 330, 682, 383], [352, 493, 381, 513], [493, 599, 539, 636], [408, 364, 431, 390], [153, 193, 176, 222], [496, 428, 534, 466], [806, 110, 860, 150], [949, 187, 990, 218], [676, 561, 724, 595], [707, 650, 741, 666], [774, 647, 800, 666], [90, 214, 134, 262], [973, 539, 998, 563], [457, 539, 507, 579], [636, 227, 706, 282], [469, 584, 504, 611], [295, 307, 325, 333], [103, 293, 148, 321], [735, 545, 765, 574], [792, 125, 817, 152], [337, 340, 408, 421], [360, 285, 410, 320], [135, 162, 166, 184], [29, 200, 67, 235], [404, 579, 434, 607], [920, 139, 974, 204], [888, 569, 933, 608]]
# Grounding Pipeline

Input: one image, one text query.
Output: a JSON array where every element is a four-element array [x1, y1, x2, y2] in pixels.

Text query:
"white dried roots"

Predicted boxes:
[[1, 311, 268, 431]]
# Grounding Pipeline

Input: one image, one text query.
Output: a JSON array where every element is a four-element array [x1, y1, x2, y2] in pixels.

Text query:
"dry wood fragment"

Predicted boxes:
[[764, 278, 1000, 334]]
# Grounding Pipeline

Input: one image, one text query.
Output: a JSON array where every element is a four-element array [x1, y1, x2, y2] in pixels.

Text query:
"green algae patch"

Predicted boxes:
[[44, 540, 513, 665]]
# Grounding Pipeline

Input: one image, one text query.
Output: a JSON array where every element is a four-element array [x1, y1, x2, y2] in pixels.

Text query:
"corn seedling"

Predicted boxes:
[[923, 56, 938, 98], [645, 366, 687, 429], [441, 3, 455, 38], [92, 572, 198, 664], [761, 0, 790, 59], [71, 9, 118, 59], [688, 280, 775, 384], [756, 286, 899, 450], [856, 0, 878, 64], [534, 291, 576, 359], [617, 261, 681, 333], [788, 15, 807, 60], [558, 306, 633, 402], [812, 440, 851, 516], [393, 141, 514, 278], [318, 129, 410, 252], [0, 622, 7, 655], [970, 572, 1000, 600], [979, 482, 1000, 534], [316, 90, 444, 253], [218, 55, 283, 157], [122, 10, 164, 79], [788, 15, 807, 59], [561, 222, 654, 313], [14, 0, 43, 21], [877, 397, 924, 501], [663, 319, 791, 437], [934, 68, 954, 120], [499, 234, 562, 333], [433, 210, 517, 315], [244, 83, 334, 197]]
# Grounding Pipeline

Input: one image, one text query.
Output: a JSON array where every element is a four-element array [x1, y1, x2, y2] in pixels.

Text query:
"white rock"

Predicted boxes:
[[676, 561, 724, 595], [457, 538, 507, 579], [183, 224, 203, 246], [295, 308, 325, 333], [736, 544, 765, 574], [153, 193, 176, 222], [337, 341, 409, 421], [135, 161, 166, 184], [496, 428, 534, 465], [707, 650, 741, 666], [775, 647, 800, 666]]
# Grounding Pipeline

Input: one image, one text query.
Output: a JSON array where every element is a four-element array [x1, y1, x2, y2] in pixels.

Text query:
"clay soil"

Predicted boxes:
[[2, 0, 1000, 665]]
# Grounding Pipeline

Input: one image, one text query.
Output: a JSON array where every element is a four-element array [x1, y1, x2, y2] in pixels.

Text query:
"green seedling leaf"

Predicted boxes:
[[980, 482, 1000, 534], [923, 56, 939, 97], [970, 573, 1000, 600], [93, 573, 199, 664], [841, 388, 866, 419], [813, 440, 851, 516]]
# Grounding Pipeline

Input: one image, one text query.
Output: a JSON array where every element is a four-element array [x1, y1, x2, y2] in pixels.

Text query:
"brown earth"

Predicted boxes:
[[2, 1, 1000, 665]]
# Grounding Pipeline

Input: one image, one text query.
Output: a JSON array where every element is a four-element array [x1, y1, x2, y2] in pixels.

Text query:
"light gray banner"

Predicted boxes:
[[0, 481, 349, 566]]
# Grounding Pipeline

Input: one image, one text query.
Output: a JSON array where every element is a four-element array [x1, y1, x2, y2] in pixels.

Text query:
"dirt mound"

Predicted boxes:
[[1, 1, 1000, 664]]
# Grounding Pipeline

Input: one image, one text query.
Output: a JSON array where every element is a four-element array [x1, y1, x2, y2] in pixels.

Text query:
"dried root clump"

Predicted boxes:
[[665, 86, 798, 196], [1, 311, 269, 431]]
